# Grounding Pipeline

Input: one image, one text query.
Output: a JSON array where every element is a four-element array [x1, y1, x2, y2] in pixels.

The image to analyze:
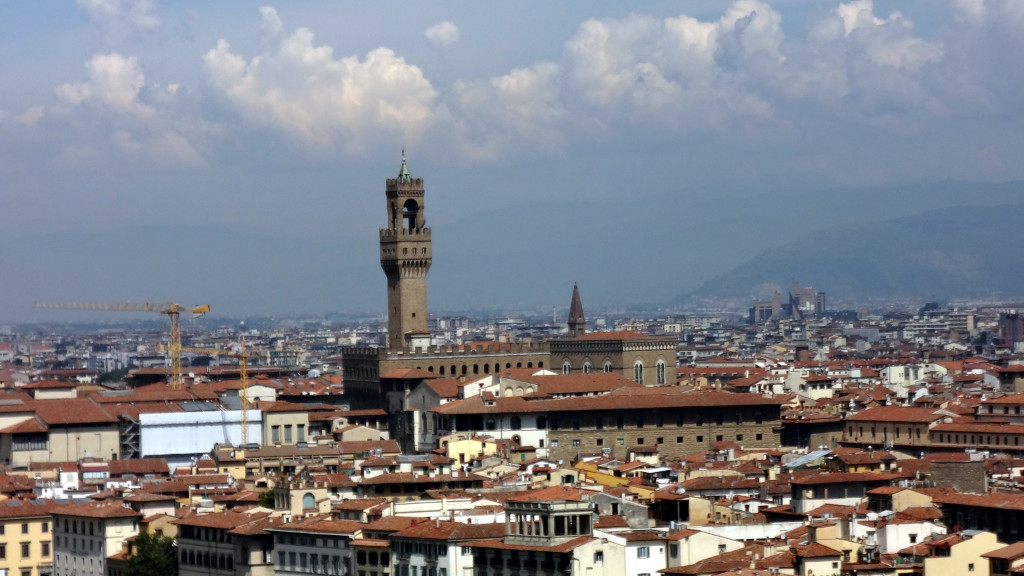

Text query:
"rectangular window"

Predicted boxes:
[[285, 425, 293, 443], [596, 438, 603, 446], [551, 440, 559, 448], [42, 542, 50, 557], [21, 523, 28, 534], [696, 436, 703, 443], [297, 424, 306, 442], [20, 542, 29, 557], [756, 434, 763, 441], [594, 551, 604, 562], [271, 426, 280, 444], [42, 522, 48, 533], [656, 437, 663, 445], [736, 434, 743, 442], [573, 439, 581, 447], [677, 436, 683, 443], [637, 546, 650, 559]]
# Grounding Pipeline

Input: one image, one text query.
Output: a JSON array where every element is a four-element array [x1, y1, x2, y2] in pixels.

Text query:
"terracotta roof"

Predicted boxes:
[[930, 490, 1024, 511], [575, 331, 649, 340], [0, 499, 60, 518], [423, 379, 461, 398], [52, 501, 141, 519], [469, 535, 595, 553], [381, 368, 439, 380], [845, 406, 944, 423], [794, 542, 842, 558], [21, 379, 77, 390], [434, 388, 781, 416], [983, 541, 1024, 560], [391, 519, 504, 541], [110, 458, 169, 476], [508, 485, 583, 502], [31, 398, 117, 425], [791, 471, 907, 485]]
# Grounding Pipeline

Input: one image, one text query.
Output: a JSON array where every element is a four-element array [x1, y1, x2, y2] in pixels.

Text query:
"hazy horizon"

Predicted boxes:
[[4, 1, 1024, 322]]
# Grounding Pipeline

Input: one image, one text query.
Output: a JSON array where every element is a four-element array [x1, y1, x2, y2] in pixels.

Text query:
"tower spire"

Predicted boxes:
[[568, 282, 586, 338], [398, 148, 412, 183]]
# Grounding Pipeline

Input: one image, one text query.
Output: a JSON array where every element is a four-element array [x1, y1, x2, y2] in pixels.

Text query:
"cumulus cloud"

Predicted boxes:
[[451, 62, 567, 159], [260, 6, 283, 37], [76, 0, 160, 40], [424, 21, 460, 47], [203, 17, 438, 149], [56, 53, 154, 117]]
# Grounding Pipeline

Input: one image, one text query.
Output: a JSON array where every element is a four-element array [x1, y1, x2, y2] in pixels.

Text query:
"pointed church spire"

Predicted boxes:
[[568, 282, 586, 338], [398, 148, 412, 183]]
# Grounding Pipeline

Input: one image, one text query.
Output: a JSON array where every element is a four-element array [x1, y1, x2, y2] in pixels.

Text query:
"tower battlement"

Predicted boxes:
[[379, 227, 431, 240], [385, 177, 424, 188]]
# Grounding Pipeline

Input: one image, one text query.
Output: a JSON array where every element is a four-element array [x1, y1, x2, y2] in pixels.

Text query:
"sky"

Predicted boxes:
[[2, 0, 1024, 321]]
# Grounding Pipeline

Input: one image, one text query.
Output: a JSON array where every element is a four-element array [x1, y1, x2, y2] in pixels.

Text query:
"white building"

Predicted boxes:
[[52, 501, 140, 576]]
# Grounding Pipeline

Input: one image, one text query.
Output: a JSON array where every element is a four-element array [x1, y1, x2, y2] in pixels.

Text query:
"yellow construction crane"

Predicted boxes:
[[174, 339, 254, 445], [33, 301, 210, 390]]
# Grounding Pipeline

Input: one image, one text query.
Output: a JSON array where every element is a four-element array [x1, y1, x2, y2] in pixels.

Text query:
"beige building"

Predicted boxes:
[[0, 398, 120, 468], [0, 499, 58, 576], [176, 510, 281, 576], [51, 501, 141, 576]]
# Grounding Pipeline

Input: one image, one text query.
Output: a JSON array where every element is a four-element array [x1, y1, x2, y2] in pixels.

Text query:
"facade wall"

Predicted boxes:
[[545, 405, 781, 461], [272, 531, 352, 576], [0, 514, 54, 576], [549, 337, 678, 386], [52, 515, 137, 576], [47, 425, 120, 462]]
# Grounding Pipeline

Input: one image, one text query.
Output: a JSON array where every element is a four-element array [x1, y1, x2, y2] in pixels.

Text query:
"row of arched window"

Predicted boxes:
[[561, 359, 667, 384], [420, 361, 543, 376]]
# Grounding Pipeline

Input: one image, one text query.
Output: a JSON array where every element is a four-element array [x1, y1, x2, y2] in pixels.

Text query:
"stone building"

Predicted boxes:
[[341, 157, 683, 451], [433, 388, 783, 461]]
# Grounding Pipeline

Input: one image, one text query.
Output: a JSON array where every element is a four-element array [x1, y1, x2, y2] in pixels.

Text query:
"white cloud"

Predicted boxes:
[[56, 53, 154, 117], [260, 6, 283, 37], [451, 62, 566, 159], [424, 21, 460, 47], [834, 0, 943, 71], [76, 0, 160, 39], [15, 106, 45, 127], [203, 19, 438, 149]]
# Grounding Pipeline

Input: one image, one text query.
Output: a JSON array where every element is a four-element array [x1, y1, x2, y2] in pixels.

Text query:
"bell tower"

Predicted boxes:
[[380, 151, 432, 350]]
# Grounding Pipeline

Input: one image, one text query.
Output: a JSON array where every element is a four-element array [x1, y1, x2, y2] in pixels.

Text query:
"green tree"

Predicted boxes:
[[259, 489, 275, 508], [127, 532, 177, 576]]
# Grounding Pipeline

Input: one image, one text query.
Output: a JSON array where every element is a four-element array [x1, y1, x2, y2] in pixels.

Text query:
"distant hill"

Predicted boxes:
[[687, 204, 1024, 302]]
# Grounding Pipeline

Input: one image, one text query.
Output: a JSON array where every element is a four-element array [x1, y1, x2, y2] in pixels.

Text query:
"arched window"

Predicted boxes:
[[604, 361, 613, 373], [657, 360, 666, 384], [583, 361, 592, 374], [486, 418, 497, 431], [634, 361, 644, 384], [562, 361, 572, 375], [439, 366, 445, 375], [510, 416, 522, 430], [302, 493, 316, 509]]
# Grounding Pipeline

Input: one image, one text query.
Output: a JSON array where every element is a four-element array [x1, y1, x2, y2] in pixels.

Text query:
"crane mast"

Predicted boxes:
[[177, 339, 253, 445]]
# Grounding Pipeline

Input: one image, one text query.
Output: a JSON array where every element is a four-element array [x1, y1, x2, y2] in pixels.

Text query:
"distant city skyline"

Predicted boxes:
[[3, 1, 1024, 321]]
